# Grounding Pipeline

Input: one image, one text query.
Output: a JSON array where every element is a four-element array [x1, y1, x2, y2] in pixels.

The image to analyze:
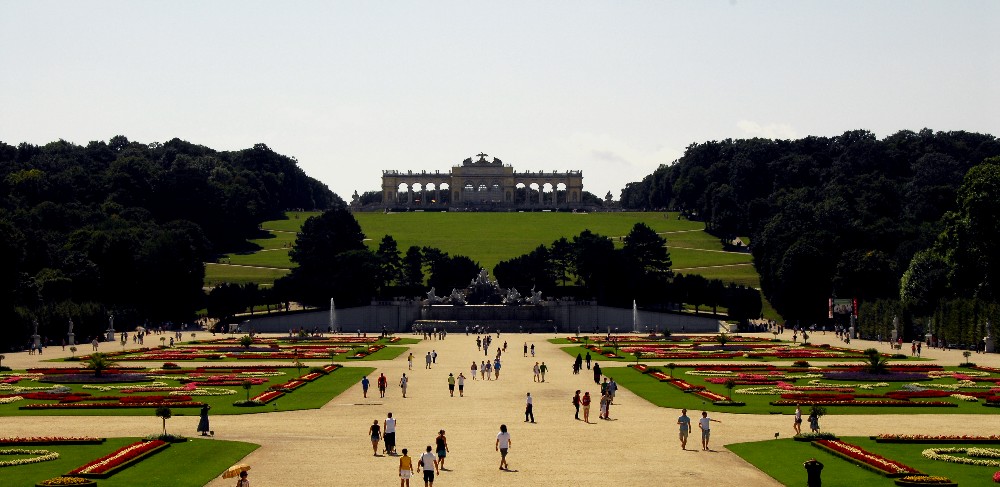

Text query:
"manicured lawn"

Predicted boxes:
[[728, 437, 998, 487], [1, 437, 258, 487], [0, 366, 375, 417], [220, 249, 294, 269], [599, 365, 1000, 416], [204, 263, 289, 287]]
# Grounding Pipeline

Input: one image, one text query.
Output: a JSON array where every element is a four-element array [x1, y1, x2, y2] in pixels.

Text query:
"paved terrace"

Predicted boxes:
[[4, 331, 999, 487]]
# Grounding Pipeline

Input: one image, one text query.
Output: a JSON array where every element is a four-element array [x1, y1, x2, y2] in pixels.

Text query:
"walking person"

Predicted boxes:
[[483, 360, 492, 380], [471, 361, 478, 380], [793, 404, 802, 435], [533, 362, 541, 382], [197, 404, 211, 436], [399, 448, 414, 487], [400, 373, 409, 398], [572, 390, 581, 420], [607, 378, 617, 403], [419, 446, 439, 487], [408, 353, 414, 370], [378, 373, 388, 398], [585, 351, 592, 369], [432, 350, 437, 364], [494, 357, 502, 379], [361, 375, 370, 398], [581, 392, 592, 423], [523, 342, 528, 357], [425, 352, 432, 369], [457, 373, 466, 397], [677, 409, 692, 450], [369, 420, 382, 455], [384, 412, 397, 455], [698, 411, 721, 451], [593, 362, 602, 384], [540, 362, 548, 382], [435, 430, 449, 470], [496, 424, 512, 470], [447, 373, 456, 397], [477, 336, 482, 351], [524, 392, 535, 423], [530, 343, 535, 357]]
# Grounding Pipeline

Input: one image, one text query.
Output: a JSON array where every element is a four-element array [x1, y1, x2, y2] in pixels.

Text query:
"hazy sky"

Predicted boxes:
[[2, 1, 998, 201]]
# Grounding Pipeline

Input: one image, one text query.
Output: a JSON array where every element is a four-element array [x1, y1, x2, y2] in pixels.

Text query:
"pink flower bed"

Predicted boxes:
[[20, 401, 205, 410], [874, 434, 1000, 443], [68, 440, 169, 477], [813, 439, 921, 476], [771, 399, 956, 407]]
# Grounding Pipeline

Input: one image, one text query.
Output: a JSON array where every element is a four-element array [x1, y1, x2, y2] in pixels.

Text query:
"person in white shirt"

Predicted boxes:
[[419, 446, 438, 486], [698, 411, 721, 451], [495, 424, 512, 470], [457, 373, 466, 397], [399, 374, 408, 398], [524, 392, 535, 422], [384, 413, 397, 455]]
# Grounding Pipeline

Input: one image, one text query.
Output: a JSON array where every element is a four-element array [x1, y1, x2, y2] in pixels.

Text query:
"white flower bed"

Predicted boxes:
[[949, 393, 979, 402], [0, 396, 23, 404], [0, 448, 59, 467], [169, 388, 236, 396], [82, 381, 169, 392], [923, 447, 1000, 467]]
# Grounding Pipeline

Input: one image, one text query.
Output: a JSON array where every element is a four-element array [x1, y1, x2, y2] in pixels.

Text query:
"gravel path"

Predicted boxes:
[[4, 331, 998, 486]]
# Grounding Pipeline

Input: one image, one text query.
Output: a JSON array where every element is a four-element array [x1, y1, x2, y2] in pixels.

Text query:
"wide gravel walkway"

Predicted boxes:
[[4, 330, 999, 486]]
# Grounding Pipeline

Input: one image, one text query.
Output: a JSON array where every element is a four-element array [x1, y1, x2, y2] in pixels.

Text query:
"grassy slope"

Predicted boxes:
[[4, 437, 258, 487], [205, 210, 775, 317]]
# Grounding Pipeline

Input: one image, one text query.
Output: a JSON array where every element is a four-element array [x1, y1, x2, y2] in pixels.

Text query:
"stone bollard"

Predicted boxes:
[[804, 458, 823, 487]]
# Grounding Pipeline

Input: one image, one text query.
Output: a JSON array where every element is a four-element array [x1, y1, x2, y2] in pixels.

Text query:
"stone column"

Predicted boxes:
[[435, 188, 441, 205]]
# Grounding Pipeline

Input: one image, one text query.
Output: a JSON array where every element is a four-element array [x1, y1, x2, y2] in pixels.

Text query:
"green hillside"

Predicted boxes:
[[208, 210, 757, 289]]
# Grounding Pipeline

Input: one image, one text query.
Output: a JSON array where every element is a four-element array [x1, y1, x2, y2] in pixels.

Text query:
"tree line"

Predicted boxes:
[[0, 137, 338, 351], [620, 129, 1000, 340]]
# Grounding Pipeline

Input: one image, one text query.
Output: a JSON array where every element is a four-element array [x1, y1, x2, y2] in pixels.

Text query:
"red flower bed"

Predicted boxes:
[[780, 393, 856, 401], [813, 439, 921, 476], [298, 373, 323, 381], [322, 364, 340, 373], [68, 439, 169, 477], [0, 436, 105, 445], [251, 390, 284, 404], [269, 380, 305, 391], [118, 395, 192, 403], [20, 401, 205, 410], [874, 434, 1000, 443], [693, 389, 728, 402], [885, 390, 953, 400], [630, 364, 649, 373], [21, 392, 92, 401], [648, 371, 671, 382], [707, 378, 779, 385], [771, 399, 956, 407], [694, 364, 777, 371], [667, 378, 705, 392]]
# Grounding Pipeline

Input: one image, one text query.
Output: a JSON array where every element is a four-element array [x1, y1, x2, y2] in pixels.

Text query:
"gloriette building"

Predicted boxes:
[[381, 153, 583, 209]]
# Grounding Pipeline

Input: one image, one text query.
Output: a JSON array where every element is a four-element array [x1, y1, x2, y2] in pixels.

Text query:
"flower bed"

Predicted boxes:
[[893, 475, 956, 486], [250, 390, 284, 404], [35, 476, 96, 486], [666, 378, 705, 392], [648, 371, 671, 382], [268, 380, 305, 391], [68, 439, 169, 477], [874, 434, 1000, 443], [0, 448, 60, 467], [692, 389, 728, 402], [771, 399, 957, 407], [0, 437, 104, 445], [823, 372, 929, 381], [20, 401, 205, 410], [298, 372, 323, 381], [922, 447, 1000, 468], [38, 374, 153, 384], [813, 439, 922, 476]]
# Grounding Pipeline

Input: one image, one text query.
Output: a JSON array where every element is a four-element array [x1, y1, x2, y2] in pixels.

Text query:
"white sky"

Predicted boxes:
[[2, 1, 998, 201]]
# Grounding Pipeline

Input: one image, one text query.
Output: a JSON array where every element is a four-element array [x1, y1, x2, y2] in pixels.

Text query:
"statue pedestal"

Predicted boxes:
[[68, 333, 75, 346], [106, 329, 115, 342], [32, 334, 41, 349], [986, 336, 995, 353]]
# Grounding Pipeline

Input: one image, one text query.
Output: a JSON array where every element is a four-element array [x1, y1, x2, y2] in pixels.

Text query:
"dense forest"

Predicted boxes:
[[620, 129, 1000, 340], [0, 137, 338, 351]]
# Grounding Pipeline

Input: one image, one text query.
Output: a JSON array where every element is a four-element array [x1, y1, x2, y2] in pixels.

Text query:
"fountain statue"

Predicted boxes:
[[68, 318, 75, 346], [426, 288, 443, 305], [529, 287, 543, 306], [32, 319, 40, 349], [106, 314, 116, 342], [449, 288, 466, 306]]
